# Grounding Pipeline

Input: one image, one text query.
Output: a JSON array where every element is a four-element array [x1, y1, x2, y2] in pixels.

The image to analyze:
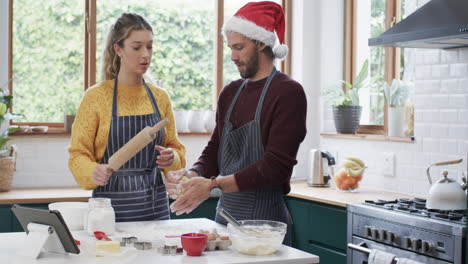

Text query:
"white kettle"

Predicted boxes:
[[426, 159, 467, 210]]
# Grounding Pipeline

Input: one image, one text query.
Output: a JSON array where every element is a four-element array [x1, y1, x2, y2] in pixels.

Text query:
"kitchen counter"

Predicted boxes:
[[0, 218, 319, 264], [0, 188, 92, 204], [0, 180, 417, 207], [288, 180, 416, 207]]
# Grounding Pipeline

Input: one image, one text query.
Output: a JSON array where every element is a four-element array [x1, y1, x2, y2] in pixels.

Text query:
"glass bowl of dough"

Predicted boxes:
[[227, 220, 286, 256]]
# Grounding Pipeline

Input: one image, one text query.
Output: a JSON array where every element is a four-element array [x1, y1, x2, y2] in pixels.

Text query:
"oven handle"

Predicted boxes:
[[347, 242, 371, 254], [347, 243, 401, 264]]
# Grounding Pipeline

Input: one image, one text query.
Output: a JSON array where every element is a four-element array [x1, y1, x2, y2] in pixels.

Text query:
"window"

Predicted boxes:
[[11, 0, 85, 124], [8, 0, 291, 129], [346, 0, 411, 136]]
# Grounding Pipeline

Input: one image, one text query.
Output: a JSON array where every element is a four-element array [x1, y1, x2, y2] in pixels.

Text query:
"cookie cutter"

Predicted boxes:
[[134, 241, 152, 250], [157, 245, 183, 255], [120, 236, 138, 246]]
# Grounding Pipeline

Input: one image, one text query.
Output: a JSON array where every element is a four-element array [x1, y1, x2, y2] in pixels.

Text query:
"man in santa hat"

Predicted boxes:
[[167, 1, 307, 245]]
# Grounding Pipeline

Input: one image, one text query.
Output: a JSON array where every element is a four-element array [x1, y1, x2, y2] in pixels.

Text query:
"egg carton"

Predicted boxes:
[[199, 228, 232, 251], [206, 239, 232, 251]]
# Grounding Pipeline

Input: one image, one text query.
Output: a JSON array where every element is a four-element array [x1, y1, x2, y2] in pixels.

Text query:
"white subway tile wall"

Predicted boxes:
[[322, 47, 468, 195], [10, 135, 210, 188], [319, 0, 468, 196]]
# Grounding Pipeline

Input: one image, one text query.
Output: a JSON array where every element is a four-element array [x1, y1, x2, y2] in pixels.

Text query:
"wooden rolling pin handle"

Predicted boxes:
[[106, 119, 170, 171], [434, 158, 463, 166], [149, 119, 170, 138]]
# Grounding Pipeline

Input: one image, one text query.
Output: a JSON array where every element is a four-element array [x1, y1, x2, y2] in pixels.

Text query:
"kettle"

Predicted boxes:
[[307, 149, 336, 187], [426, 158, 467, 210]]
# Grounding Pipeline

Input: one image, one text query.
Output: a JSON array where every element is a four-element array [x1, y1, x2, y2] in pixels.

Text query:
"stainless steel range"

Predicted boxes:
[[347, 198, 466, 264]]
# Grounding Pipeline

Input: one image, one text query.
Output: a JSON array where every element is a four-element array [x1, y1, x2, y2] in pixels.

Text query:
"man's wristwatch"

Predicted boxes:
[[209, 176, 222, 197], [210, 176, 219, 190]]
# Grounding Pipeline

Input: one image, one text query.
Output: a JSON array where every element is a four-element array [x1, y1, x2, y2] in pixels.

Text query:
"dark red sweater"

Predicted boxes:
[[191, 72, 307, 194]]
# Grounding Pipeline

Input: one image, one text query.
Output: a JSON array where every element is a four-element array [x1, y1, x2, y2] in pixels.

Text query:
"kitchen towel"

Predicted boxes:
[[369, 249, 396, 264], [397, 258, 425, 264]]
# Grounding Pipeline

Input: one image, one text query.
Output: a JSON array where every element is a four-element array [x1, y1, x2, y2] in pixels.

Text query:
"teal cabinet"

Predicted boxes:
[[170, 197, 219, 220], [307, 243, 346, 264], [287, 197, 347, 264], [0, 203, 50, 233], [0, 205, 13, 232]]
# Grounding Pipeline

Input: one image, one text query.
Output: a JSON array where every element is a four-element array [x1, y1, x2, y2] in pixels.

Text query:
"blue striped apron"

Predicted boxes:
[[92, 78, 170, 222], [215, 68, 293, 245]]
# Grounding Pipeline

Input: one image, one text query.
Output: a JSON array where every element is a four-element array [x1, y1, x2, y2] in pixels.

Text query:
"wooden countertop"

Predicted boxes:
[[0, 187, 92, 204], [287, 180, 417, 207], [0, 181, 417, 207]]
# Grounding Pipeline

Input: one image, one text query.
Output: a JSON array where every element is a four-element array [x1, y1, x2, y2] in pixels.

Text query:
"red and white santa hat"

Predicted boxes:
[[222, 1, 288, 60]]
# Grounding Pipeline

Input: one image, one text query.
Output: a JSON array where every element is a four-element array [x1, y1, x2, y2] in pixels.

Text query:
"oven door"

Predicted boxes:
[[348, 237, 452, 264]]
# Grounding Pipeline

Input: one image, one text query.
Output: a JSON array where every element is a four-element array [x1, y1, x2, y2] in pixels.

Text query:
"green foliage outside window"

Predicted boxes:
[[13, 0, 239, 122], [12, 0, 84, 122]]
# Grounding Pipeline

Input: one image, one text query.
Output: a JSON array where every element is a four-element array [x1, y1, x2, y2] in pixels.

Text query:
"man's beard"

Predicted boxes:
[[238, 49, 260, 79]]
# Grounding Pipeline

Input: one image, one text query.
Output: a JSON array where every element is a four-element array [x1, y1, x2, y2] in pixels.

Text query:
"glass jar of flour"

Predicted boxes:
[[87, 198, 115, 236]]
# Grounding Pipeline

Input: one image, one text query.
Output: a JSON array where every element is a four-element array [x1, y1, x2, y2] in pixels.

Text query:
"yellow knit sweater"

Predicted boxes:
[[68, 80, 186, 190]]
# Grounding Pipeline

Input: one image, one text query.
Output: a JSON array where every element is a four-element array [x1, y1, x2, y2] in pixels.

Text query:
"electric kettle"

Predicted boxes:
[[307, 149, 336, 187], [426, 158, 467, 210]]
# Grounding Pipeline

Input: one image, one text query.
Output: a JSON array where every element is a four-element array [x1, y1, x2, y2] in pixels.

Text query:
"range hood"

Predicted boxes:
[[369, 0, 468, 49]]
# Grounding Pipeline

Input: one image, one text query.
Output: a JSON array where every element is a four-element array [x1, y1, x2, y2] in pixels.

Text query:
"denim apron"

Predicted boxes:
[[92, 78, 169, 222], [215, 68, 292, 245]]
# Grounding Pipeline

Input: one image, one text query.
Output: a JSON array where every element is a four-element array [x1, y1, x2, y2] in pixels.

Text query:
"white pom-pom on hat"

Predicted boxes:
[[273, 44, 288, 60]]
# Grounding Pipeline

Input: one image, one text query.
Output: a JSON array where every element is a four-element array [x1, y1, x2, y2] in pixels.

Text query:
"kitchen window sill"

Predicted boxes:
[[320, 133, 415, 143], [10, 130, 211, 137], [10, 127, 70, 136], [178, 132, 211, 136]]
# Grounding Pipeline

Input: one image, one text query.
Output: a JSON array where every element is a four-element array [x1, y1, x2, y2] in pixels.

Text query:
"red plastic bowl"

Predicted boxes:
[[181, 233, 208, 256]]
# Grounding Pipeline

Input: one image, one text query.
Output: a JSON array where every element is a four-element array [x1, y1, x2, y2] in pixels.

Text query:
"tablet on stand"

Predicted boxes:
[[11, 204, 80, 259]]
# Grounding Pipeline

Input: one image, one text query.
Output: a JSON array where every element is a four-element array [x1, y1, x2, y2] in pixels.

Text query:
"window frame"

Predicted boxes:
[[344, 0, 402, 135], [7, 0, 291, 131]]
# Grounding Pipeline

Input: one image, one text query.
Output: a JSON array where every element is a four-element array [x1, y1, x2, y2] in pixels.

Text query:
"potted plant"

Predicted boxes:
[[383, 79, 411, 137], [0, 88, 23, 192], [323, 60, 368, 134], [63, 95, 80, 133]]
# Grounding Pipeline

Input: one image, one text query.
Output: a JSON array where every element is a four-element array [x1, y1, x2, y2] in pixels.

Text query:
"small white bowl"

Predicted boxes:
[[30, 126, 48, 132]]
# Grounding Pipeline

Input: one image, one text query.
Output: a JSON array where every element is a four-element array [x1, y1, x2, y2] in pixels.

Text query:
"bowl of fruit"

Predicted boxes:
[[333, 157, 366, 192]]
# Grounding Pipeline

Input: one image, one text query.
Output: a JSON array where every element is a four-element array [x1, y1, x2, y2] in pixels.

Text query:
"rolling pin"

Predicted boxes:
[[107, 119, 170, 170]]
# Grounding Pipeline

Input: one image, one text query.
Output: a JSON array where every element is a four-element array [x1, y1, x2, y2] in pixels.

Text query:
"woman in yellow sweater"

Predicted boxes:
[[68, 13, 186, 222]]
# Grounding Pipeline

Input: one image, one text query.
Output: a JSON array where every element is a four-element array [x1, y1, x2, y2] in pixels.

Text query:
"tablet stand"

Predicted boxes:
[[18, 223, 67, 259]]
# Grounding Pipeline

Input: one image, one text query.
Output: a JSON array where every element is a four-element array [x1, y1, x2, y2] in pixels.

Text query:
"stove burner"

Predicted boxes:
[[434, 213, 464, 221], [414, 197, 426, 203], [398, 198, 412, 204], [414, 203, 426, 210], [363, 198, 467, 224]]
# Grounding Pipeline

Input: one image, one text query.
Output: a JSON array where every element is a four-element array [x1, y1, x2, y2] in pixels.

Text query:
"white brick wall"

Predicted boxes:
[[10, 135, 210, 188], [320, 0, 468, 196]]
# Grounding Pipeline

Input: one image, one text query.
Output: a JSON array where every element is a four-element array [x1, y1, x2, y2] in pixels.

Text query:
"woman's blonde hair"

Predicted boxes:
[[101, 13, 152, 81]]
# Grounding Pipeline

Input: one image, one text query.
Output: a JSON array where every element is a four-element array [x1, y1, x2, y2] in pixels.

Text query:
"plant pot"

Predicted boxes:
[[187, 111, 205, 133], [332, 105, 362, 134], [204, 110, 216, 133], [388, 106, 404, 137], [0, 145, 17, 192], [64, 114, 75, 133], [173, 110, 188, 133]]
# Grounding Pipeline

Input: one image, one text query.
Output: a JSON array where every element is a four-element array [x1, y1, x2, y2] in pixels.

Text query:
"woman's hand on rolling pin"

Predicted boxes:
[[93, 164, 113, 186], [155, 145, 174, 168]]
